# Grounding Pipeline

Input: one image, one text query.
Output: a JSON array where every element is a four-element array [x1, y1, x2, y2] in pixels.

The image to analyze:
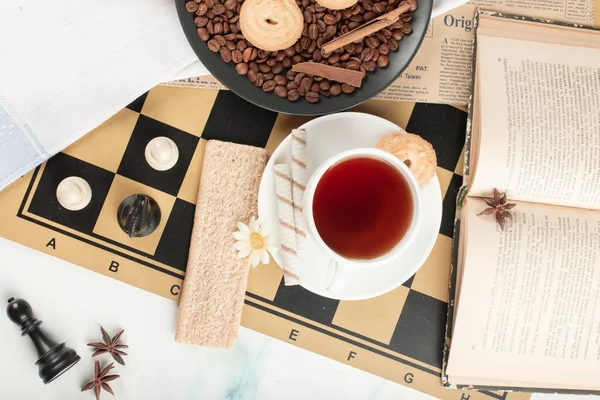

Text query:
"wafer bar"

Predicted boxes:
[[175, 140, 267, 348], [290, 129, 308, 252], [274, 164, 300, 286]]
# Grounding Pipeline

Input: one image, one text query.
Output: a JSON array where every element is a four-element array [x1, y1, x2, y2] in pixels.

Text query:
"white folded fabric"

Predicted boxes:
[[0, 0, 466, 192], [0, 0, 208, 191]]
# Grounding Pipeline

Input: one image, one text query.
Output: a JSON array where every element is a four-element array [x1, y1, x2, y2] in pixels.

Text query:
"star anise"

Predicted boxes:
[[81, 361, 120, 400], [477, 188, 516, 230], [88, 327, 128, 365]]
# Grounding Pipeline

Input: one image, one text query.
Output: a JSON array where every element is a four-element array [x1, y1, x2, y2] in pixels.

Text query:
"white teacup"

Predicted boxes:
[[303, 147, 422, 294]]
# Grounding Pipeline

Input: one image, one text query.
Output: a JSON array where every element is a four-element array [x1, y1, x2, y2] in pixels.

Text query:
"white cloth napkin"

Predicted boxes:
[[0, 0, 208, 191], [0, 0, 466, 192]]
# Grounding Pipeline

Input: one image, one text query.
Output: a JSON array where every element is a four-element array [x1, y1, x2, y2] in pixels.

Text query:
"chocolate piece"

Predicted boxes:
[[292, 62, 364, 88]]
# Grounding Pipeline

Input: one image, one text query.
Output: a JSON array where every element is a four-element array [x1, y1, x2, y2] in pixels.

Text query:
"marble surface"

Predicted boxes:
[[0, 238, 596, 400]]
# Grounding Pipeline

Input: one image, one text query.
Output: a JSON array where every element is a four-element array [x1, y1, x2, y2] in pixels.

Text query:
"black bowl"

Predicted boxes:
[[176, 0, 432, 115]]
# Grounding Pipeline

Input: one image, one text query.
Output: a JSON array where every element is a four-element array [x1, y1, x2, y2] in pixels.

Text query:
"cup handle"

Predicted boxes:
[[325, 259, 346, 294]]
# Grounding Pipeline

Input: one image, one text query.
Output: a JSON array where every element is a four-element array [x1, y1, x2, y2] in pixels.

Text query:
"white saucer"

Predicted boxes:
[[258, 112, 443, 300]]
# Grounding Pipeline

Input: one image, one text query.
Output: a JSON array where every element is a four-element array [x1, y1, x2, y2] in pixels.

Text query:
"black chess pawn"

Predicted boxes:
[[6, 297, 80, 384], [117, 194, 161, 238]]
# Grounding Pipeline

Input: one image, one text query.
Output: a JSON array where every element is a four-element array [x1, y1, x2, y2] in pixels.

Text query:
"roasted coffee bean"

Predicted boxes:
[[226, 40, 236, 50], [350, 14, 363, 22], [213, 35, 226, 46], [366, 36, 379, 49], [303, 10, 313, 23], [274, 86, 288, 97], [259, 64, 271, 73], [266, 58, 277, 67], [313, 75, 323, 82], [300, 51, 311, 59], [205, 0, 214, 7], [324, 14, 336, 25], [323, 25, 336, 41], [282, 57, 292, 68], [401, 23, 412, 34], [316, 20, 326, 32], [196, 3, 208, 15], [360, 65, 366, 74], [230, 24, 239, 33], [205, 10, 215, 18], [236, 41, 247, 52], [224, 22, 231, 34], [354, 44, 364, 55], [284, 46, 296, 57], [308, 24, 319, 40], [230, 49, 243, 63], [346, 60, 360, 70], [340, 25, 350, 35], [294, 72, 306, 85], [319, 80, 330, 91], [361, 47, 375, 61], [206, 21, 214, 34], [262, 80, 277, 92], [224, 33, 236, 41], [312, 51, 323, 62], [229, 14, 239, 23], [300, 37, 311, 50], [286, 80, 298, 90], [305, 91, 319, 103], [302, 24, 308, 37], [310, 82, 320, 92], [387, 37, 398, 51], [362, 0, 374, 10], [256, 57, 268, 63], [224, 0, 237, 10], [401, 14, 412, 22], [315, 5, 326, 12], [363, 60, 376, 71], [272, 63, 283, 74], [299, 77, 312, 94], [330, 83, 342, 96], [379, 43, 389, 55], [253, 72, 265, 87], [363, 11, 376, 21], [197, 27, 210, 41], [320, 89, 331, 97], [342, 9, 352, 18], [219, 47, 232, 62], [328, 53, 340, 64], [292, 53, 303, 62], [307, 40, 317, 54], [207, 39, 220, 52], [407, 0, 417, 10], [392, 30, 403, 40], [195, 16, 209, 27], [186, 1, 199, 12], [242, 47, 252, 63], [212, 4, 225, 15], [373, 1, 387, 13], [301, 0, 310, 7], [248, 61, 259, 72], [390, 21, 403, 29], [376, 31, 388, 43], [286, 69, 297, 80], [263, 72, 275, 80], [274, 75, 287, 86], [294, 42, 302, 53], [340, 52, 350, 61], [371, 49, 379, 62], [275, 52, 286, 62], [342, 83, 355, 93], [287, 89, 300, 101], [247, 69, 257, 82], [344, 43, 355, 53], [257, 49, 269, 59], [348, 21, 360, 29], [377, 54, 389, 67]]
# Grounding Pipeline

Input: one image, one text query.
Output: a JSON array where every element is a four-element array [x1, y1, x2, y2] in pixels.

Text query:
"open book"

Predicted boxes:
[[443, 11, 600, 392]]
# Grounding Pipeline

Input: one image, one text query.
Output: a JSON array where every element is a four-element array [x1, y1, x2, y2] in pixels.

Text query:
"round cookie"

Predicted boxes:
[[315, 0, 359, 10], [376, 133, 437, 188], [240, 0, 304, 52]]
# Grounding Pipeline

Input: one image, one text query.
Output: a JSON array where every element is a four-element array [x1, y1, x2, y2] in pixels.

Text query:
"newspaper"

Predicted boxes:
[[165, 0, 596, 105]]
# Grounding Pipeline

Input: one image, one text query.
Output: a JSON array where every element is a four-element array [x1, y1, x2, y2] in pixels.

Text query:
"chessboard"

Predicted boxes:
[[0, 86, 528, 400]]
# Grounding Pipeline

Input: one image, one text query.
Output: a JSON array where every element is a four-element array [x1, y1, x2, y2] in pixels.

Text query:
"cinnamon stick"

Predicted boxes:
[[321, 2, 411, 54], [292, 62, 365, 88]]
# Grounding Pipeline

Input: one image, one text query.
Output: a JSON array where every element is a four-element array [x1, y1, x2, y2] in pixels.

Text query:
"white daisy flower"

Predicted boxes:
[[233, 217, 278, 267]]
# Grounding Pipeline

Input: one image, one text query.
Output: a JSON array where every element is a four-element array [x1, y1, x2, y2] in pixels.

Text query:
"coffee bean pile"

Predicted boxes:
[[186, 0, 415, 103]]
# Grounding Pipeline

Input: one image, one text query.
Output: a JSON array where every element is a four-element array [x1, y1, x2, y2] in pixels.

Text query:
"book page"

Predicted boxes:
[[446, 199, 600, 387], [469, 30, 600, 209]]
